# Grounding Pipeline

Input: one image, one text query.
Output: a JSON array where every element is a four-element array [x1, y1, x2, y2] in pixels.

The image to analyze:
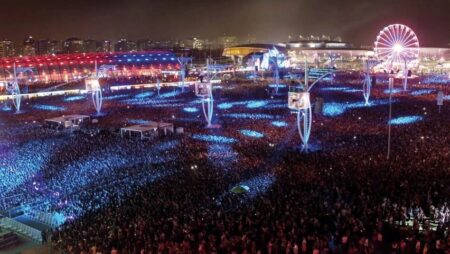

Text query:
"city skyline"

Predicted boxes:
[[0, 0, 449, 47]]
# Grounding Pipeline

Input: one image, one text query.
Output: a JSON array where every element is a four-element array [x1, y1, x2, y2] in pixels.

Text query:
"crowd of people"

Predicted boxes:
[[0, 72, 448, 253]]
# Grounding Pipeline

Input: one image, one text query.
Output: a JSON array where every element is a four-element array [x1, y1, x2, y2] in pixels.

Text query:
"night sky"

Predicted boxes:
[[1, 0, 449, 46]]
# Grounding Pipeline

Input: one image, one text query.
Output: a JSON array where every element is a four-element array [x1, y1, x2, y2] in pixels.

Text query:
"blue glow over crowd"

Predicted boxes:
[[0, 71, 449, 254]]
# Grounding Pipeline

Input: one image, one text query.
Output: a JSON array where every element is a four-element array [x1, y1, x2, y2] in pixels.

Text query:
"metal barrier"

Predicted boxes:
[[0, 217, 42, 243], [25, 210, 64, 229]]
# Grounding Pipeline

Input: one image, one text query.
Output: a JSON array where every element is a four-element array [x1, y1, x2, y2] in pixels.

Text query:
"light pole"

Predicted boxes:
[[387, 76, 394, 160]]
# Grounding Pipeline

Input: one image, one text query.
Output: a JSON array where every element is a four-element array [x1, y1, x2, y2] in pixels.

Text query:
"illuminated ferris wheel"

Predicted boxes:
[[374, 24, 419, 68]]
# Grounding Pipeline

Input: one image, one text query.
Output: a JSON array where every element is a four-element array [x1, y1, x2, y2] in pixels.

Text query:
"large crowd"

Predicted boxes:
[[0, 72, 449, 253]]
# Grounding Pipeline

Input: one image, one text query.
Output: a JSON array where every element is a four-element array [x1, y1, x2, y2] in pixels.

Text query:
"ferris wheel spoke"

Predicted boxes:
[[399, 26, 409, 44], [378, 36, 393, 46], [402, 37, 419, 47], [386, 28, 398, 45], [377, 40, 393, 48]]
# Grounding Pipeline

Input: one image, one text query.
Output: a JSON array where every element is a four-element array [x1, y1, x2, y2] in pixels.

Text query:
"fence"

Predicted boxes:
[[0, 217, 42, 243], [25, 209, 65, 229]]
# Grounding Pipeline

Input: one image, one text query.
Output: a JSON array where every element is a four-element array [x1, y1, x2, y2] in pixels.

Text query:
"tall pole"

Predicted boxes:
[[304, 58, 309, 90], [403, 58, 408, 91], [387, 77, 393, 160]]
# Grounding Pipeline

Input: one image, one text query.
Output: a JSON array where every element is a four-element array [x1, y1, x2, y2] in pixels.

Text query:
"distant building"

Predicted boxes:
[[114, 39, 137, 52], [64, 38, 85, 53], [149, 40, 181, 49], [0, 40, 15, 57], [96, 40, 112, 53], [216, 36, 238, 49], [84, 40, 97, 53], [23, 36, 36, 56], [137, 39, 152, 51], [48, 40, 63, 54], [182, 38, 207, 50], [36, 40, 50, 55]]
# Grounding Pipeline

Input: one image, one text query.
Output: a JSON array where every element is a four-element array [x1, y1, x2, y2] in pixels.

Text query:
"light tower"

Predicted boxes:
[[5, 64, 34, 113], [85, 61, 103, 115], [9, 64, 22, 113], [195, 81, 214, 127], [268, 47, 285, 94], [177, 57, 191, 92], [362, 59, 379, 105], [288, 59, 334, 151]]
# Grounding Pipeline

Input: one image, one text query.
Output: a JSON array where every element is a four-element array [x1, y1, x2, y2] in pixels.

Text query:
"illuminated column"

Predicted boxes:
[[156, 78, 161, 96], [86, 62, 103, 115], [402, 59, 408, 91], [177, 57, 191, 92], [363, 73, 371, 105], [92, 89, 103, 115], [387, 76, 394, 160], [297, 107, 312, 151], [202, 95, 213, 127], [289, 88, 312, 151], [273, 64, 280, 94], [362, 59, 379, 105], [196, 82, 214, 128], [11, 64, 21, 113]]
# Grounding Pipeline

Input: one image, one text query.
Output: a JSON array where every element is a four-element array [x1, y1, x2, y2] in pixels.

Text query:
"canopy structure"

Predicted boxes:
[[0, 51, 179, 84], [120, 121, 174, 140], [44, 114, 90, 129]]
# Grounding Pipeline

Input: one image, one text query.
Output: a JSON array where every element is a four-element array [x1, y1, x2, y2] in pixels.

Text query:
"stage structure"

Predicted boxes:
[[85, 61, 103, 115], [177, 57, 191, 92], [362, 59, 379, 105], [374, 24, 419, 90], [289, 59, 335, 151]]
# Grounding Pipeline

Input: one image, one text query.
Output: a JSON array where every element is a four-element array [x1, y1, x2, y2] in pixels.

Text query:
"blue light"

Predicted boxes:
[[223, 113, 274, 120], [128, 119, 150, 125], [237, 174, 275, 199], [384, 88, 403, 94], [323, 103, 346, 117], [246, 100, 268, 108], [323, 99, 396, 117], [64, 95, 86, 102], [271, 121, 288, 127], [122, 98, 183, 106], [1, 106, 12, 112], [389, 115, 423, 125], [134, 91, 154, 99], [192, 134, 237, 144], [240, 129, 264, 138], [321, 87, 349, 91], [103, 94, 129, 100], [345, 89, 363, 93], [268, 84, 287, 88], [411, 90, 433, 96], [207, 144, 238, 169], [218, 103, 233, 109], [183, 107, 198, 113], [159, 90, 182, 98], [422, 75, 450, 85], [33, 104, 66, 111]]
